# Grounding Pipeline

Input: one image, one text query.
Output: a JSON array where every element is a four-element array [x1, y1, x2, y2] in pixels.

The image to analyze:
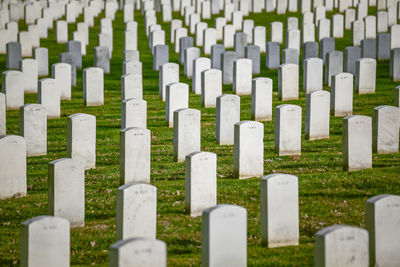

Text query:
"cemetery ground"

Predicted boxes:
[[1, 7, 400, 267]]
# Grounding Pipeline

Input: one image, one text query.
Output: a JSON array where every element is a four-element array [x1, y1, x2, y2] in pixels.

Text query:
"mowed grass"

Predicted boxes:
[[0, 6, 399, 266]]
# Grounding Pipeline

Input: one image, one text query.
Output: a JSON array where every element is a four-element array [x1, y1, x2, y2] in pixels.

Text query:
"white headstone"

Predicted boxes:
[[20, 104, 47, 156], [201, 69, 222, 108], [233, 58, 252, 95], [274, 104, 302, 156], [121, 98, 147, 129], [2, 70, 24, 110], [159, 63, 179, 102], [121, 74, 142, 101], [278, 64, 299, 100], [251, 78, 273, 121], [38, 78, 60, 118], [355, 58, 376, 94], [331, 73, 353, 117], [305, 90, 330, 140], [165, 83, 189, 127], [372, 105, 400, 154], [52, 63, 71, 101], [216, 94, 240, 145]]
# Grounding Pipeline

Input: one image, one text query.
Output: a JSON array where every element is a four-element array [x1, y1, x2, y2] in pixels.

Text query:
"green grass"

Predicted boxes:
[[1, 6, 399, 266]]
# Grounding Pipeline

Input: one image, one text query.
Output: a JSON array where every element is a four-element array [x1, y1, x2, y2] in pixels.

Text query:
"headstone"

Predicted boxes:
[[193, 57, 211, 95], [365, 16, 376, 39], [320, 37, 335, 63], [120, 127, 150, 184], [202, 69, 222, 108], [222, 51, 238, 84], [184, 47, 200, 78], [352, 20, 365, 46], [216, 94, 240, 145], [124, 30, 138, 51], [372, 106, 400, 153], [159, 63, 179, 102], [270, 22, 283, 44], [165, 83, 189, 127], [121, 99, 147, 129], [20, 216, 69, 267], [110, 238, 167, 267], [303, 58, 323, 92], [251, 78, 272, 121], [305, 90, 330, 140], [203, 28, 217, 56], [223, 24, 235, 49], [278, 64, 299, 100], [20, 104, 47, 156], [202, 204, 247, 267], [266, 42, 280, 69], [356, 58, 376, 94], [344, 46, 361, 75], [48, 158, 85, 227], [211, 44, 225, 69], [303, 42, 319, 60], [153, 45, 169, 71], [67, 113, 96, 170], [391, 48, 400, 81], [38, 78, 60, 118], [94, 46, 110, 74], [331, 73, 354, 117], [121, 74, 142, 101], [233, 58, 252, 95], [361, 38, 376, 59], [391, 25, 400, 49], [234, 120, 264, 179], [318, 19, 331, 41], [33, 48, 49, 77], [234, 32, 247, 58], [377, 11, 388, 33], [243, 20, 254, 44], [274, 104, 302, 156], [195, 22, 207, 47], [123, 61, 142, 76], [173, 108, 201, 162], [83, 67, 104, 106], [174, 27, 188, 53], [59, 52, 76, 87], [325, 51, 343, 86], [2, 70, 24, 110], [185, 151, 217, 217], [377, 33, 391, 60], [56, 20, 68, 44], [261, 173, 299, 247], [116, 183, 157, 240], [170, 20, 183, 44], [315, 225, 369, 266], [0, 94, 5, 137], [332, 14, 344, 38], [52, 63, 71, 101], [215, 17, 226, 41], [123, 50, 140, 62], [342, 115, 372, 171], [20, 59, 38, 93], [67, 40, 82, 69], [366, 194, 400, 267], [6, 42, 21, 69], [245, 45, 260, 74], [0, 135, 26, 198], [282, 48, 299, 65]]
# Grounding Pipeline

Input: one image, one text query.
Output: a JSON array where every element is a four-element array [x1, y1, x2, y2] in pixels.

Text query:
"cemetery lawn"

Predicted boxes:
[[1, 7, 400, 267]]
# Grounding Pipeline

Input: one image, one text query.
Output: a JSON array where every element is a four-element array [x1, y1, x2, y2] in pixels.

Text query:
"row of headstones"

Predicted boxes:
[[16, 180, 400, 266]]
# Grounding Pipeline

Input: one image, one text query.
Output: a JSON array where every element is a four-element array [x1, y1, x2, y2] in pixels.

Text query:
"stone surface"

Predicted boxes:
[[342, 115, 372, 171], [233, 58, 252, 95], [355, 58, 376, 94], [20, 59, 38, 93], [233, 120, 264, 179], [123, 61, 142, 76], [305, 90, 330, 140], [303, 42, 319, 61], [20, 104, 47, 156], [0, 135, 26, 199], [20, 216, 69, 267], [377, 33, 391, 60], [184, 47, 200, 79], [83, 67, 104, 106], [331, 73, 354, 117], [211, 44, 225, 69], [116, 183, 157, 240], [6, 42, 21, 70], [261, 173, 299, 247], [67, 113, 96, 170], [222, 51, 238, 85], [344, 46, 361, 75], [94, 46, 110, 74], [38, 78, 60, 118], [59, 52, 76, 86], [361, 38, 376, 59], [159, 63, 179, 102], [372, 105, 400, 154], [120, 127, 151, 184], [121, 74, 143, 100], [48, 158, 85, 227], [282, 48, 299, 65], [0, 94, 5, 137], [121, 98, 147, 129], [303, 58, 323, 92], [202, 205, 247, 267], [216, 94, 240, 145], [153, 45, 169, 71], [193, 57, 211, 95], [34, 47, 49, 77], [266, 42, 280, 70], [278, 64, 299, 100], [253, 26, 266, 52], [245, 45, 260, 74], [234, 32, 247, 58], [185, 151, 217, 217], [201, 69, 222, 108], [173, 108, 201, 162], [320, 37, 335, 64], [325, 51, 343, 86], [165, 83, 189, 127], [110, 238, 167, 267], [274, 104, 302, 156], [2, 70, 24, 110], [315, 225, 369, 266], [366, 194, 400, 267], [67, 40, 82, 69], [251, 78, 273, 121]]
